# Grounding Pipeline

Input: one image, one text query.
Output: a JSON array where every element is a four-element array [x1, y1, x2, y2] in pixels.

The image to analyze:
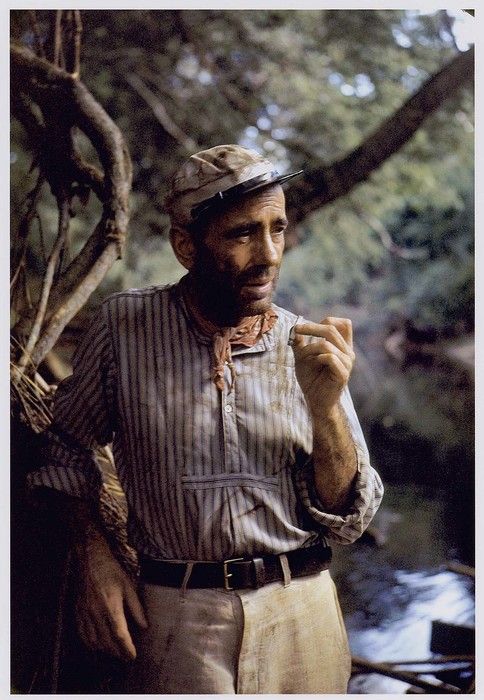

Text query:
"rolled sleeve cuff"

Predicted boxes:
[[26, 429, 104, 501], [26, 464, 102, 500], [295, 444, 384, 544]]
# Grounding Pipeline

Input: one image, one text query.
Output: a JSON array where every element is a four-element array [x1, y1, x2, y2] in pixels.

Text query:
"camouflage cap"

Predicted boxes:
[[164, 144, 302, 226]]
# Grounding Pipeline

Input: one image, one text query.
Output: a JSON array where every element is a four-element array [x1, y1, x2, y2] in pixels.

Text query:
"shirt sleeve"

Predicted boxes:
[[26, 303, 117, 501], [294, 386, 384, 544]]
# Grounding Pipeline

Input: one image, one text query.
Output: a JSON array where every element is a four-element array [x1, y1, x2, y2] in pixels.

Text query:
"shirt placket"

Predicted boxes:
[[222, 333, 276, 474], [220, 361, 241, 473]]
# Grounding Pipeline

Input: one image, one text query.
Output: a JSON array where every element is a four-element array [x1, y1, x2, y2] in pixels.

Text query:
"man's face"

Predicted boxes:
[[191, 185, 287, 320]]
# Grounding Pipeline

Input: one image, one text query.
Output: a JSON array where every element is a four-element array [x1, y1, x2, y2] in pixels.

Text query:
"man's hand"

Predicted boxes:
[[291, 317, 355, 419], [75, 530, 148, 661], [291, 317, 357, 513]]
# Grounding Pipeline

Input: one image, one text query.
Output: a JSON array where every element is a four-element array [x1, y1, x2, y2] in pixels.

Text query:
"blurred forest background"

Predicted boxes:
[[10, 9, 474, 694]]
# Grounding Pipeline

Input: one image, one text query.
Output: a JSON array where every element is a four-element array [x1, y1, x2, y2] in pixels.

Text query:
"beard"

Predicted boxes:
[[189, 243, 280, 325]]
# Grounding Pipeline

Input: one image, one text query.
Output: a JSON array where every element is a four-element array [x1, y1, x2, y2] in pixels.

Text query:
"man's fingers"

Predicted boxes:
[[320, 317, 353, 347], [309, 353, 351, 385], [76, 582, 140, 661], [111, 620, 137, 661], [124, 583, 149, 629], [105, 593, 138, 660], [296, 338, 354, 369], [77, 610, 123, 659], [290, 330, 306, 350], [293, 321, 351, 354], [94, 615, 128, 659]]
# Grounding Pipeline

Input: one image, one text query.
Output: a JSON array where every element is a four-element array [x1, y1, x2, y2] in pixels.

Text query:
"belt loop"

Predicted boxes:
[[279, 553, 292, 587], [180, 562, 195, 596], [252, 557, 266, 588]]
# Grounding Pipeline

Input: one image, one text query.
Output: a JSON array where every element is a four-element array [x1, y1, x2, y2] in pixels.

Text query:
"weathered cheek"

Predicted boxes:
[[227, 250, 251, 272], [210, 246, 232, 266]]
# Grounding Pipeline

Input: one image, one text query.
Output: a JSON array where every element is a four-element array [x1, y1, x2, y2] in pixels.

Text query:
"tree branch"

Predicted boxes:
[[175, 10, 257, 116], [69, 148, 105, 198], [351, 204, 429, 260], [15, 198, 71, 376], [29, 233, 122, 368], [45, 219, 106, 310], [11, 174, 45, 292], [53, 10, 63, 67], [125, 72, 198, 152], [11, 44, 131, 236], [72, 10, 83, 77], [27, 10, 46, 59], [284, 46, 474, 248], [10, 90, 46, 141], [10, 42, 132, 368]]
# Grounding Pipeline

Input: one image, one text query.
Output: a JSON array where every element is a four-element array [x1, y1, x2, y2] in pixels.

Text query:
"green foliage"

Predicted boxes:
[[364, 363, 473, 465], [276, 203, 384, 314], [276, 167, 473, 337], [10, 9, 474, 329], [377, 182, 474, 332]]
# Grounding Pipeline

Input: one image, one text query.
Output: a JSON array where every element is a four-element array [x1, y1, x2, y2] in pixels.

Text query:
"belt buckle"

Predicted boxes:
[[223, 557, 244, 590]]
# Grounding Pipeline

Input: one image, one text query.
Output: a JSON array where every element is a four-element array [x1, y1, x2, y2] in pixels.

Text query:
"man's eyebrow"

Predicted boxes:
[[274, 216, 289, 228], [224, 222, 259, 237], [224, 217, 289, 237]]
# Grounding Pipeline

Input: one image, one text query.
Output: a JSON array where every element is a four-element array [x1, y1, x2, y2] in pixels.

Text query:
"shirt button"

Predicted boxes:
[[224, 404, 233, 413]]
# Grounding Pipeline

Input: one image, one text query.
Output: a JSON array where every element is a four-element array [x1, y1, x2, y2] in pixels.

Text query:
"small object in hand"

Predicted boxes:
[[288, 324, 298, 347]]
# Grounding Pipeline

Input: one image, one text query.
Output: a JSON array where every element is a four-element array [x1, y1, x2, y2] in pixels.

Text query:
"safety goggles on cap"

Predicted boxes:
[[190, 169, 304, 221]]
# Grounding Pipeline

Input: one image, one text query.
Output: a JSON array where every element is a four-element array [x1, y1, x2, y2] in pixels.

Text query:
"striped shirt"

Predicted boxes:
[[28, 279, 383, 561]]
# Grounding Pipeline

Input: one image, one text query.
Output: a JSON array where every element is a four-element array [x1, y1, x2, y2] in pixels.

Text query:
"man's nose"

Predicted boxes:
[[253, 232, 282, 266]]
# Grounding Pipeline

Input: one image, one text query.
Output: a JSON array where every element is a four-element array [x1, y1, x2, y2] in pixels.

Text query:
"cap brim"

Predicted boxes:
[[191, 169, 304, 221]]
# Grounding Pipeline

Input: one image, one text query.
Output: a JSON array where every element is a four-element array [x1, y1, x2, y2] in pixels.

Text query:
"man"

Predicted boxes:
[[28, 145, 383, 694]]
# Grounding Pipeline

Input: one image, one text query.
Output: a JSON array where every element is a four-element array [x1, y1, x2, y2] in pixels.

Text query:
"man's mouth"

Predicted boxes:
[[241, 278, 274, 298]]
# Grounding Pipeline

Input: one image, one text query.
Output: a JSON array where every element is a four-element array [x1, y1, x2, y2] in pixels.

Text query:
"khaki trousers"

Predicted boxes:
[[124, 569, 351, 694]]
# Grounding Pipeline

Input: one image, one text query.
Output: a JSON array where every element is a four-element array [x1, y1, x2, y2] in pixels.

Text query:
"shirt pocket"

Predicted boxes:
[[181, 472, 279, 491], [179, 472, 281, 559]]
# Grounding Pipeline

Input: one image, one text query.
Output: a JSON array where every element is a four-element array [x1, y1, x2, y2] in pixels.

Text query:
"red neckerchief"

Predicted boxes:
[[184, 292, 278, 392]]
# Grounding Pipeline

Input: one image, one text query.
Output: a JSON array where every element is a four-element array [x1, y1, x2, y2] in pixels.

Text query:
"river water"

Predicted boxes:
[[333, 484, 475, 692], [332, 359, 475, 693]]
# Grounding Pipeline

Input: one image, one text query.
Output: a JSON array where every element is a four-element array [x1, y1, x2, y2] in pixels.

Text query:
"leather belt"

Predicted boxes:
[[139, 543, 332, 591]]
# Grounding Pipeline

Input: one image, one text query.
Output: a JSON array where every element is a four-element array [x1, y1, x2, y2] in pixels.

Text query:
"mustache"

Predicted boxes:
[[237, 265, 277, 285]]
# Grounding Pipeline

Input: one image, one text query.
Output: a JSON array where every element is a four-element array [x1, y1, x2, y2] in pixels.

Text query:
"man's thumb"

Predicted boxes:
[[125, 583, 148, 628]]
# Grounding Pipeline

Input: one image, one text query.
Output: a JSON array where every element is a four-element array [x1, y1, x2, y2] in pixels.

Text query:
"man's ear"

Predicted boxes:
[[170, 225, 196, 270]]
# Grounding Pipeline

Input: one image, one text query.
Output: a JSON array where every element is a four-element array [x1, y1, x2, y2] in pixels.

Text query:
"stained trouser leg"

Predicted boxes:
[[123, 583, 242, 694], [236, 571, 352, 694]]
